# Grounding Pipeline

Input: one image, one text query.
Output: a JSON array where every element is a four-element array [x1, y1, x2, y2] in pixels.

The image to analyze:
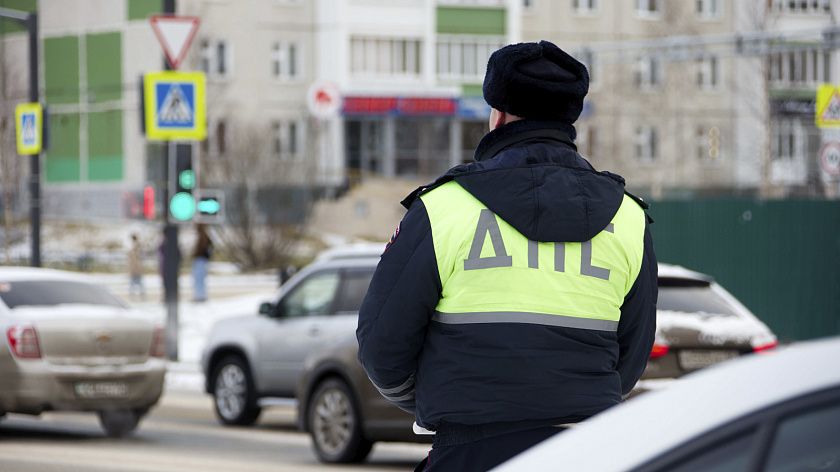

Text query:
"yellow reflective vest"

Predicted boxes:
[[421, 181, 647, 331]]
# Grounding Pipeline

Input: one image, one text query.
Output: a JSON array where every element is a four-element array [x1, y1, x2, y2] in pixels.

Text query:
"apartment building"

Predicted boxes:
[[1, 0, 837, 223], [522, 0, 838, 198], [1, 0, 164, 219], [316, 0, 519, 183]]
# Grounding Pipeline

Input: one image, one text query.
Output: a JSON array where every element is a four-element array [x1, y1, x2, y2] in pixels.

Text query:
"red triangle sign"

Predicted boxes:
[[149, 15, 200, 70]]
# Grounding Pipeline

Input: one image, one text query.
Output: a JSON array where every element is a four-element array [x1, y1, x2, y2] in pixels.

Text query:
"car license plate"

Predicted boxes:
[[74, 381, 130, 398], [678, 349, 739, 371]]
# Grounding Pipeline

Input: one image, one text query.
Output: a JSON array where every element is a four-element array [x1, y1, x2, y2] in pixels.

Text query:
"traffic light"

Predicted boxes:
[[143, 185, 156, 220], [169, 144, 196, 221]]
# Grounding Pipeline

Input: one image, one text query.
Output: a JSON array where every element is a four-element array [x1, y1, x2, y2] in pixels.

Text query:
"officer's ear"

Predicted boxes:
[[489, 108, 505, 131], [489, 108, 520, 131]]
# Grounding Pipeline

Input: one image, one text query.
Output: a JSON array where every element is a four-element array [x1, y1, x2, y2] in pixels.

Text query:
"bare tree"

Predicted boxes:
[[202, 122, 316, 272]]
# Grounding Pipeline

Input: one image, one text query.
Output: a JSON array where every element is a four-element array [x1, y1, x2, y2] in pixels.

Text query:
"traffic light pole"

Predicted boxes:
[[27, 12, 40, 268], [163, 141, 180, 361], [162, 0, 179, 362]]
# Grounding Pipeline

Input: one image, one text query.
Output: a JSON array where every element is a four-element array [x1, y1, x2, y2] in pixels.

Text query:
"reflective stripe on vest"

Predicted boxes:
[[420, 181, 646, 331]]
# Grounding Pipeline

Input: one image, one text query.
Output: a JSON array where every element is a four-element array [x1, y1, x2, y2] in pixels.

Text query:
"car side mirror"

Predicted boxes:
[[259, 302, 279, 317]]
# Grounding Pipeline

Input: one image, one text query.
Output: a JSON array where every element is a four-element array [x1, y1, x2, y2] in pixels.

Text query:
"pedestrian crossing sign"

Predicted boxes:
[[144, 71, 206, 141], [816, 84, 840, 128], [15, 103, 42, 155]]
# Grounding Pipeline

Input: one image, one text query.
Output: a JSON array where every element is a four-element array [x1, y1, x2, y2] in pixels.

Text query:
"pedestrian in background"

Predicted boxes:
[[126, 234, 146, 301], [357, 40, 658, 472], [191, 223, 213, 302]]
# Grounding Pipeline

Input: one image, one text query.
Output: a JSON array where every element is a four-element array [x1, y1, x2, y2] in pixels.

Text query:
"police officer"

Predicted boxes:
[[357, 40, 657, 472]]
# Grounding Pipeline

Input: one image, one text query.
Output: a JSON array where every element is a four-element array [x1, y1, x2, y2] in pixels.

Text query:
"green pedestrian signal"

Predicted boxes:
[[170, 192, 196, 221]]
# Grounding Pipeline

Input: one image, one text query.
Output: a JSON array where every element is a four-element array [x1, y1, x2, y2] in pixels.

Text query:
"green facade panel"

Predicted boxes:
[[86, 32, 122, 103], [648, 199, 840, 343], [128, 0, 161, 20], [45, 112, 81, 182], [437, 7, 505, 35], [462, 84, 483, 96], [44, 36, 79, 104], [88, 156, 123, 181], [87, 110, 123, 181], [0, 0, 37, 35]]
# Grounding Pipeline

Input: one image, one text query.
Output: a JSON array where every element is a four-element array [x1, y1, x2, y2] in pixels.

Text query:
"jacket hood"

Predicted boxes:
[[403, 120, 630, 243]]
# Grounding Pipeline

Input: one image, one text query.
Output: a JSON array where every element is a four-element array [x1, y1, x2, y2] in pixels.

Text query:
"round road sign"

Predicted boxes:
[[820, 141, 840, 175], [307, 80, 341, 120]]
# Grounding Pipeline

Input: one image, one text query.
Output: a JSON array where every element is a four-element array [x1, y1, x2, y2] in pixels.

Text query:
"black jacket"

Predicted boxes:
[[357, 120, 658, 446]]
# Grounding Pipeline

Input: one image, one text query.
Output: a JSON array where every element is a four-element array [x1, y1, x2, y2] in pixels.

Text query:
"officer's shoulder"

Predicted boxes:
[[624, 191, 654, 224], [624, 190, 649, 210]]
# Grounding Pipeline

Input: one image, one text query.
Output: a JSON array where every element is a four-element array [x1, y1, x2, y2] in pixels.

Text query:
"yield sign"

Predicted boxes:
[[149, 15, 200, 70]]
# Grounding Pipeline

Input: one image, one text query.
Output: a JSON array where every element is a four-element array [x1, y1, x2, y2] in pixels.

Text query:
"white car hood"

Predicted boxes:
[[493, 337, 840, 472]]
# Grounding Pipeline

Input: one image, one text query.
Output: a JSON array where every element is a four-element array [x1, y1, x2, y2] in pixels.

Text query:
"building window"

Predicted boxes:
[[768, 48, 831, 87], [437, 38, 504, 81], [767, 0, 831, 13], [576, 48, 598, 87], [573, 0, 598, 13], [272, 41, 300, 81], [696, 0, 721, 18], [635, 125, 658, 161], [200, 39, 232, 79], [351, 37, 421, 77], [696, 55, 720, 89], [202, 119, 230, 157], [696, 126, 722, 161], [461, 121, 486, 164], [272, 120, 302, 160], [634, 0, 662, 17], [578, 125, 598, 161], [772, 119, 801, 161], [634, 56, 662, 89]]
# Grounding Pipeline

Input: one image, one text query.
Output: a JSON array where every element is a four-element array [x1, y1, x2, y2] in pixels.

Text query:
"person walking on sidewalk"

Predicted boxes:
[[126, 234, 146, 301], [191, 224, 213, 302]]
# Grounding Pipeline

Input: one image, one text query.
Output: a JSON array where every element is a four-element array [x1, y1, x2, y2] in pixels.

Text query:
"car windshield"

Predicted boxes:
[[657, 277, 737, 316], [0, 280, 128, 309]]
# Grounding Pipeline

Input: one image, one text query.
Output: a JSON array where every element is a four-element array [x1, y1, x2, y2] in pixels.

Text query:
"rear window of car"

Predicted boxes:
[[0, 280, 128, 309], [657, 277, 737, 316]]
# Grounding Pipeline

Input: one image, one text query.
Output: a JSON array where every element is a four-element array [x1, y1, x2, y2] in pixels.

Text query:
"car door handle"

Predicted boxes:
[[309, 326, 321, 336]]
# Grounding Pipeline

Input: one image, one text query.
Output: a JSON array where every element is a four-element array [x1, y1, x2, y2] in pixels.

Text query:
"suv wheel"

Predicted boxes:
[[308, 377, 373, 463], [211, 355, 261, 425]]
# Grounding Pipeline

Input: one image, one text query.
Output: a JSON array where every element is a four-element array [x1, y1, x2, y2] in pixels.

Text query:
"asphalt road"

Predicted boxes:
[[0, 387, 429, 472]]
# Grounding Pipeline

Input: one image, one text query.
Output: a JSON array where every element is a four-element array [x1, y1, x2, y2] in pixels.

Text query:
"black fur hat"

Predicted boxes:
[[483, 40, 589, 123]]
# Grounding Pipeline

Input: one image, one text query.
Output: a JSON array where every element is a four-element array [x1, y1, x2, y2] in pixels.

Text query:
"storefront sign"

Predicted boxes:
[[344, 96, 457, 116]]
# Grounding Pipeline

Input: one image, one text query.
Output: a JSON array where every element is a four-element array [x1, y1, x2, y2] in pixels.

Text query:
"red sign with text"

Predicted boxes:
[[343, 96, 456, 116]]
